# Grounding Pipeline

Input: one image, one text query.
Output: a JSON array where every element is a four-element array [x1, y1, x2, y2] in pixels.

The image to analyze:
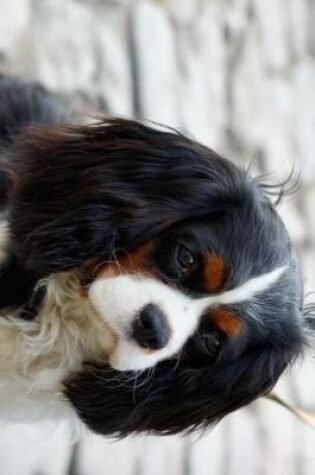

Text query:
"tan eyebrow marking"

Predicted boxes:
[[203, 253, 225, 292], [211, 308, 243, 337]]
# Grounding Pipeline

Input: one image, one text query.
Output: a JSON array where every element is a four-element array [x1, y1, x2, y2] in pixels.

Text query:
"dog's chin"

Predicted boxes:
[[107, 339, 168, 372], [108, 356, 150, 372], [108, 349, 158, 372]]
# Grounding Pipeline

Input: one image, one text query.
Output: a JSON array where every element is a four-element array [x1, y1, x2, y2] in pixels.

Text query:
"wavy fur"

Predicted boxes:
[[0, 77, 310, 437]]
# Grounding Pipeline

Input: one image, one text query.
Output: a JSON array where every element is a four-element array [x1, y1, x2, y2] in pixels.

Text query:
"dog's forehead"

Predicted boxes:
[[195, 266, 286, 311]]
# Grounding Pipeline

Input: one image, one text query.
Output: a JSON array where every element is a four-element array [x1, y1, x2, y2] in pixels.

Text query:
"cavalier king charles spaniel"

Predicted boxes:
[[0, 76, 311, 437]]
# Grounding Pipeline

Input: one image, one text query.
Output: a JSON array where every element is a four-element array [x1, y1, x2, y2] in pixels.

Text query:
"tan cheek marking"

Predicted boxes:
[[79, 242, 155, 296], [203, 253, 225, 292], [212, 308, 243, 337], [98, 241, 154, 279]]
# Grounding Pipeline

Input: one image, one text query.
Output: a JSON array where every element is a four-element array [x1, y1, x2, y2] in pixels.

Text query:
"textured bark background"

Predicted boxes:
[[0, 0, 315, 474]]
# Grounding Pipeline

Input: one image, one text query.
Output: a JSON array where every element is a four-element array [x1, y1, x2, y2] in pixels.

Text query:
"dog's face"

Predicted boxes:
[[8, 119, 307, 436], [87, 213, 294, 374], [69, 208, 304, 436]]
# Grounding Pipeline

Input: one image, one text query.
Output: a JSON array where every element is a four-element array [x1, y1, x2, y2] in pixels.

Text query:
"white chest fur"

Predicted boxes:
[[0, 271, 113, 425]]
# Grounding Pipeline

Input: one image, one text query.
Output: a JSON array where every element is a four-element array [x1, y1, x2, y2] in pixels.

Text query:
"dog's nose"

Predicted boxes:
[[132, 304, 170, 350]]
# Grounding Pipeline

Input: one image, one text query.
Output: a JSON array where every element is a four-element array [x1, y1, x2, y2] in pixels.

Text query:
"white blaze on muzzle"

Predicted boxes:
[[88, 275, 199, 370], [88, 266, 286, 371]]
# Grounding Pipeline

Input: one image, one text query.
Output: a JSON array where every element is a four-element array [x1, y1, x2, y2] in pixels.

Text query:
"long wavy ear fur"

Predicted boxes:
[[65, 345, 296, 436], [8, 119, 254, 275]]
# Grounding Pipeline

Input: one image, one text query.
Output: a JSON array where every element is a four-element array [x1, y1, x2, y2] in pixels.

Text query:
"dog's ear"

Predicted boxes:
[[64, 345, 297, 436], [8, 119, 251, 275]]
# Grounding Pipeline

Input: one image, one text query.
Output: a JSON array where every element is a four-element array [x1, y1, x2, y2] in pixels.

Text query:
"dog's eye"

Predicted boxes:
[[204, 334, 222, 357], [177, 244, 195, 274]]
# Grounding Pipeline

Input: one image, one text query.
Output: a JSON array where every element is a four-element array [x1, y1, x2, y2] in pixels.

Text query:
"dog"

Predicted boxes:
[[0, 76, 311, 437]]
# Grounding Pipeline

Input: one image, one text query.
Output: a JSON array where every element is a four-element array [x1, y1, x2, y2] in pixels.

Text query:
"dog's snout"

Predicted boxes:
[[132, 304, 170, 350]]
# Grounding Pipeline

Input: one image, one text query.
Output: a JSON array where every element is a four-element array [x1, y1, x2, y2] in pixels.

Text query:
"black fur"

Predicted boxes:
[[0, 77, 310, 436], [8, 119, 256, 275], [0, 253, 40, 310], [0, 76, 72, 309], [65, 348, 296, 436], [0, 74, 75, 211]]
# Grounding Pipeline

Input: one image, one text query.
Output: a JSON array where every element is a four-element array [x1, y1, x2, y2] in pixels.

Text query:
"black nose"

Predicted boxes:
[[132, 304, 170, 350]]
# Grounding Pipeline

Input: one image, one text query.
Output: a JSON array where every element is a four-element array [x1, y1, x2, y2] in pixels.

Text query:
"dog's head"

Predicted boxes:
[[9, 119, 308, 435]]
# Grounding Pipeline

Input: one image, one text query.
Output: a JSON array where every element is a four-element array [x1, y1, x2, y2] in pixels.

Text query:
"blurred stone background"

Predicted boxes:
[[0, 0, 315, 474]]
